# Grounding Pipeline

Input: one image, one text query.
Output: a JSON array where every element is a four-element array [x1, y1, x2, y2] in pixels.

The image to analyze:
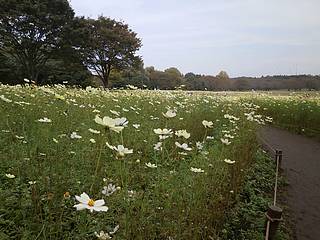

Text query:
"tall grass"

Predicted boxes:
[[251, 92, 320, 139], [0, 85, 278, 239]]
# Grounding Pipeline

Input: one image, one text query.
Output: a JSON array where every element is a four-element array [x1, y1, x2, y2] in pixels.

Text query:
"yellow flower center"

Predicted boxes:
[[88, 199, 95, 207], [64, 192, 70, 198]]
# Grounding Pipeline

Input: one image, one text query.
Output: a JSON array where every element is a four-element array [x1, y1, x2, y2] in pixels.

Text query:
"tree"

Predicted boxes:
[[216, 70, 229, 79], [164, 67, 182, 78], [0, 53, 23, 84], [82, 16, 142, 88], [215, 70, 231, 90], [0, 0, 74, 83], [148, 69, 183, 90]]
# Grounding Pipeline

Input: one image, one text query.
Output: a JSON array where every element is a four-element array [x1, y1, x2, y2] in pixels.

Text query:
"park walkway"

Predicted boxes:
[[259, 126, 320, 240]]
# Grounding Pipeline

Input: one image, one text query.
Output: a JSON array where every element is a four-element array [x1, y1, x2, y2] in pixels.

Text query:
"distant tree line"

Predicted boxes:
[[0, 0, 319, 90], [107, 67, 320, 91]]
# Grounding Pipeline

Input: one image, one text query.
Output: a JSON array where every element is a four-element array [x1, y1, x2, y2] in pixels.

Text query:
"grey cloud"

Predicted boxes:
[[70, 0, 320, 76]]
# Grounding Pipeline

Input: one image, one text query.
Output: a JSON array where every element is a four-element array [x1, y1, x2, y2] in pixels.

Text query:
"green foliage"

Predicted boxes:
[[221, 150, 289, 240], [0, 0, 75, 83], [147, 69, 183, 90], [253, 93, 320, 139], [80, 16, 142, 88], [111, 68, 150, 89], [0, 85, 266, 239], [0, 53, 24, 85]]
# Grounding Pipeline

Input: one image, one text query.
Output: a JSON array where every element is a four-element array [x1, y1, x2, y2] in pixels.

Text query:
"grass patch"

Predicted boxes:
[[220, 149, 290, 240]]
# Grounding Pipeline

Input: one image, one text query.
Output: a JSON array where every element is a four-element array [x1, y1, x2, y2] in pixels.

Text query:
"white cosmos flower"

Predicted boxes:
[[94, 115, 127, 133], [127, 84, 138, 90], [247, 115, 254, 121], [38, 117, 52, 123], [89, 128, 100, 134], [0, 95, 12, 103], [128, 190, 137, 198], [114, 117, 128, 126], [266, 116, 273, 122], [224, 159, 236, 164], [196, 141, 204, 150], [5, 173, 15, 179], [153, 128, 172, 135], [154, 142, 162, 151], [224, 114, 239, 121], [162, 110, 176, 118], [175, 130, 190, 139], [221, 138, 231, 145], [110, 110, 120, 116], [106, 142, 115, 150], [70, 132, 82, 139], [145, 162, 157, 168], [202, 120, 213, 128], [102, 183, 118, 196], [52, 138, 59, 143], [74, 192, 108, 212], [132, 124, 140, 129], [90, 138, 96, 143], [178, 152, 188, 156], [159, 135, 170, 140], [224, 134, 234, 139], [175, 142, 192, 151], [106, 142, 133, 157], [190, 167, 205, 173], [95, 231, 111, 240]]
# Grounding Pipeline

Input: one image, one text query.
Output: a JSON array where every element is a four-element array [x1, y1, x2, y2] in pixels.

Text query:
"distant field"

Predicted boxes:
[[0, 84, 319, 239], [253, 91, 320, 139]]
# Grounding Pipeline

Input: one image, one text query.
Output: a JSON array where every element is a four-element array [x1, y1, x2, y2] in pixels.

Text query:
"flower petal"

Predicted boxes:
[[74, 203, 87, 211], [94, 206, 109, 212], [76, 192, 90, 203], [94, 199, 105, 207]]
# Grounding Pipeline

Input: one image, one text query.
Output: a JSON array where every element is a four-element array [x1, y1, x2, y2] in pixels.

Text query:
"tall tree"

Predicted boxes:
[[82, 16, 142, 88], [0, 0, 74, 83], [215, 70, 231, 90]]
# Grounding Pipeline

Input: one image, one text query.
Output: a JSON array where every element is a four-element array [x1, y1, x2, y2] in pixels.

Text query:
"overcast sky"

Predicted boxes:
[[71, 0, 320, 77]]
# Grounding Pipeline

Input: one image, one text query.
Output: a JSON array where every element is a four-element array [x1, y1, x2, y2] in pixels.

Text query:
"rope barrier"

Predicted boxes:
[[273, 151, 281, 206], [258, 135, 283, 240], [265, 220, 271, 240]]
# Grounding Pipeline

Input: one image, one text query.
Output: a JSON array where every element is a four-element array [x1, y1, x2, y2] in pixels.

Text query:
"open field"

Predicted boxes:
[[254, 91, 320, 139], [0, 84, 319, 239]]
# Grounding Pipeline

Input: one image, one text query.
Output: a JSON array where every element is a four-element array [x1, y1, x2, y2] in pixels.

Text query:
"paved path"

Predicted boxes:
[[259, 126, 320, 240]]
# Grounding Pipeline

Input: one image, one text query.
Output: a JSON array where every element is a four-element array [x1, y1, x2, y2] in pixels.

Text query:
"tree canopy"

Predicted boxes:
[[0, 0, 74, 83], [81, 16, 142, 88], [0, 1, 319, 90]]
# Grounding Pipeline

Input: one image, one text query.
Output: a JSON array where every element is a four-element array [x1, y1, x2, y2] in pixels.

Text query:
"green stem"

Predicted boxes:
[[202, 128, 208, 143], [90, 138, 104, 193]]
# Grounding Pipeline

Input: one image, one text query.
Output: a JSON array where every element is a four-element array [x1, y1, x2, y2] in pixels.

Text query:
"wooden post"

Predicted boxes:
[[275, 150, 282, 166], [265, 205, 283, 240]]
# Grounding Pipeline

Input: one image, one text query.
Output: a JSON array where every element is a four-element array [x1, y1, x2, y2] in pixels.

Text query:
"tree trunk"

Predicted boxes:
[[26, 64, 39, 84], [101, 75, 108, 89], [101, 65, 111, 89], [97, 64, 111, 89]]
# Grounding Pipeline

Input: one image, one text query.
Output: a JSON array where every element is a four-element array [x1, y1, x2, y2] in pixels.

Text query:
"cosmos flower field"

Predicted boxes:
[[0, 84, 319, 239]]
